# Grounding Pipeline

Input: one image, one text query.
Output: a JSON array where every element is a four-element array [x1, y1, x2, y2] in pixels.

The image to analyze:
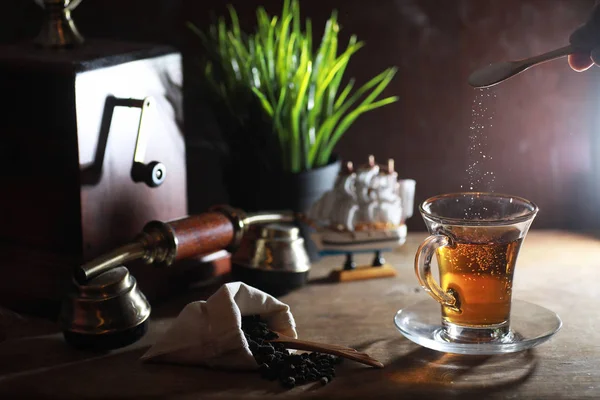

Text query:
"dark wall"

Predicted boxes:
[[5, 0, 600, 231]]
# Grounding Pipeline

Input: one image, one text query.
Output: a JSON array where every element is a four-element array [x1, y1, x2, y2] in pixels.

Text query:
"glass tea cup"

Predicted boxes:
[[414, 192, 538, 343]]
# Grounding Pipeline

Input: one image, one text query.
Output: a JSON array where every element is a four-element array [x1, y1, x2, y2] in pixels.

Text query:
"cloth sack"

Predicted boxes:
[[141, 282, 297, 370]]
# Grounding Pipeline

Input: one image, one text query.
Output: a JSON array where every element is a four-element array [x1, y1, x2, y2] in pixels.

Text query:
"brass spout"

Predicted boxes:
[[243, 212, 296, 226], [75, 242, 146, 283]]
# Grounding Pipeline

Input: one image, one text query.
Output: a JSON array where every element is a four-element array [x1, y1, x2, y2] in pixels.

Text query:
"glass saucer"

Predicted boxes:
[[394, 299, 562, 355]]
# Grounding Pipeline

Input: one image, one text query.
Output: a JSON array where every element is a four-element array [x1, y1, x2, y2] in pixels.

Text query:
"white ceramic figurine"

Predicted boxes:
[[308, 155, 416, 253]]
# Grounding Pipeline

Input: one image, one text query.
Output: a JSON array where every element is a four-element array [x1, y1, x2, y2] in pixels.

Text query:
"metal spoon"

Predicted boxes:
[[468, 44, 575, 88]]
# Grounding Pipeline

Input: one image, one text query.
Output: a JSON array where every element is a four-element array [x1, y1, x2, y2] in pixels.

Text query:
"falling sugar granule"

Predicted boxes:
[[461, 88, 497, 193]]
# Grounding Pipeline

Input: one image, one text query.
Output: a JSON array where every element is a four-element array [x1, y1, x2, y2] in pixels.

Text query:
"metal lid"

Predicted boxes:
[[76, 266, 134, 299], [260, 223, 300, 240], [61, 266, 151, 335]]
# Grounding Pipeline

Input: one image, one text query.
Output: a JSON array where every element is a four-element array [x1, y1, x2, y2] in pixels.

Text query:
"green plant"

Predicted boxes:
[[189, 0, 398, 173]]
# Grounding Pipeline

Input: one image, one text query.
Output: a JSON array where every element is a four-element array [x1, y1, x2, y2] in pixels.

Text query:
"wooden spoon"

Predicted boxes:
[[468, 44, 574, 88], [269, 332, 384, 369]]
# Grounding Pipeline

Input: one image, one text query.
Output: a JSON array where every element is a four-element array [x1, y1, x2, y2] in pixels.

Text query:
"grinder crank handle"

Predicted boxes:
[[76, 206, 298, 283]]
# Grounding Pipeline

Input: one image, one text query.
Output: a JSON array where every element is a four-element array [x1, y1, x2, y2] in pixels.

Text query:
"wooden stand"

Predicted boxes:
[[328, 251, 398, 282], [329, 264, 397, 282]]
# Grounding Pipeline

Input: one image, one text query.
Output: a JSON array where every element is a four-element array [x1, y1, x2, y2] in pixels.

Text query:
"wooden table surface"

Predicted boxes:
[[1, 230, 599, 399]]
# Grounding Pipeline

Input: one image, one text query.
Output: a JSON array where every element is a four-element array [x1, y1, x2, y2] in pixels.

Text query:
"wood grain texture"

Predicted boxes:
[[77, 51, 187, 260], [328, 264, 398, 282], [0, 42, 188, 315], [0, 230, 598, 399], [167, 212, 235, 261]]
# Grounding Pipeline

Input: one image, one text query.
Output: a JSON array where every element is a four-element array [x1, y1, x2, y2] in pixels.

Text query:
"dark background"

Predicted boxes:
[[3, 0, 600, 231]]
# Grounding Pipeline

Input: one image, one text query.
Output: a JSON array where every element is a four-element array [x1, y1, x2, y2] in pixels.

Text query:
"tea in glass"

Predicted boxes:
[[415, 193, 537, 343]]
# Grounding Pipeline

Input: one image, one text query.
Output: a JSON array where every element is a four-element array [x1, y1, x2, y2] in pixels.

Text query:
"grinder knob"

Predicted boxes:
[[131, 160, 166, 188]]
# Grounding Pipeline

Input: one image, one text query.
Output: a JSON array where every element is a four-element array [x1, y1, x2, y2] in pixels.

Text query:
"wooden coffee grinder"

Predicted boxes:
[[0, 0, 189, 316]]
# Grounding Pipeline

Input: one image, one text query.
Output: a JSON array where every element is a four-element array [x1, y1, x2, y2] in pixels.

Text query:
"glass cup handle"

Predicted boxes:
[[414, 234, 460, 311]]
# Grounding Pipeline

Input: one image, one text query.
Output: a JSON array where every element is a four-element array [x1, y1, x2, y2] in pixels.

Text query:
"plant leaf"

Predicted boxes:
[[276, 14, 293, 89], [315, 39, 363, 115], [318, 69, 398, 164], [290, 42, 312, 172], [309, 69, 391, 164], [255, 36, 276, 103], [256, 7, 270, 37], [266, 15, 277, 80], [326, 35, 359, 115], [227, 4, 241, 42], [194, 1, 398, 173], [252, 87, 275, 116], [274, 84, 289, 162], [227, 32, 251, 79], [334, 78, 355, 110], [320, 96, 398, 163], [292, 0, 301, 40]]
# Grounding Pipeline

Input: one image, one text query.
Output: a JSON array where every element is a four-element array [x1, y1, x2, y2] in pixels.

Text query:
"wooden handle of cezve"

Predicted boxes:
[[77, 208, 296, 282], [77, 210, 238, 283], [166, 212, 235, 262]]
